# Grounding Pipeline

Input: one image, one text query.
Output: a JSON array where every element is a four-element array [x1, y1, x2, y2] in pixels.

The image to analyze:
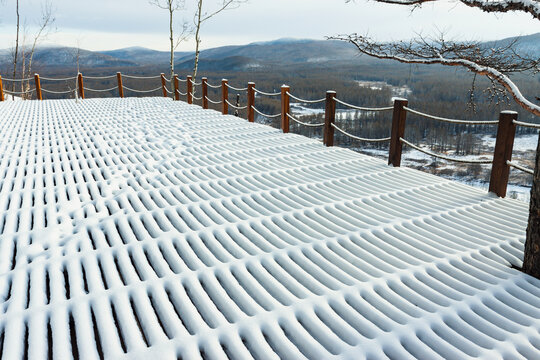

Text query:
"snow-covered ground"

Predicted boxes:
[[0, 98, 538, 360]]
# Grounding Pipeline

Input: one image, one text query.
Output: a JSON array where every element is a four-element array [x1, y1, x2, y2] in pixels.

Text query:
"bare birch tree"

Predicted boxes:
[[11, 0, 20, 95], [337, 0, 540, 278], [192, 0, 247, 80], [150, 0, 190, 81]]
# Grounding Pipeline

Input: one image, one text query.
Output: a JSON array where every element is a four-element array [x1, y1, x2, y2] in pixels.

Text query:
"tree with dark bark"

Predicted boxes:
[[337, 0, 540, 278]]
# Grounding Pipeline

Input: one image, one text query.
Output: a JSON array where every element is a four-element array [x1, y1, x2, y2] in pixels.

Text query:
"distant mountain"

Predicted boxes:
[[483, 32, 540, 57], [176, 55, 263, 72], [101, 47, 190, 65]]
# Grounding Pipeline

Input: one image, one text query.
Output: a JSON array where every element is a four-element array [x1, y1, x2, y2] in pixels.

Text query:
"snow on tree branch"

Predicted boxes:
[[347, 0, 540, 20], [329, 34, 540, 116]]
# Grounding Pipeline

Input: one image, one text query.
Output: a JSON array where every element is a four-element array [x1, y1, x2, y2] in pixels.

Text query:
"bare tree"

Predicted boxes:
[[150, 0, 189, 81], [11, 0, 20, 96], [335, 0, 540, 278], [192, 0, 247, 80]]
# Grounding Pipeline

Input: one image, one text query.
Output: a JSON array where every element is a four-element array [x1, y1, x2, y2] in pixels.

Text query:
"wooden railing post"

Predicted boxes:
[[0, 76, 4, 101], [247, 82, 255, 122], [281, 85, 290, 133], [160, 73, 167, 98], [323, 91, 337, 146], [222, 79, 228, 115], [77, 73, 84, 99], [173, 74, 179, 101], [489, 111, 518, 198], [34, 74, 42, 100], [202, 77, 208, 109], [117, 72, 124, 98], [187, 75, 193, 104], [388, 98, 408, 166]]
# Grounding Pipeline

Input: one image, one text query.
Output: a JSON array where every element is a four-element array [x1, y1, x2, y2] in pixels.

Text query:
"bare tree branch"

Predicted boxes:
[[329, 33, 540, 116], [346, 0, 540, 20]]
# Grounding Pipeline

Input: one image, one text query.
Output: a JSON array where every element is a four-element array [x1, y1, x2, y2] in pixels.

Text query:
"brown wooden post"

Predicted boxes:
[[187, 75, 193, 104], [489, 111, 518, 198], [281, 85, 290, 133], [160, 73, 167, 98], [173, 74, 179, 101], [247, 82, 255, 122], [0, 76, 4, 101], [77, 73, 84, 99], [323, 91, 337, 146], [222, 79, 228, 115], [202, 77, 208, 109], [117, 72, 124, 98], [35, 74, 43, 100], [388, 98, 408, 166]]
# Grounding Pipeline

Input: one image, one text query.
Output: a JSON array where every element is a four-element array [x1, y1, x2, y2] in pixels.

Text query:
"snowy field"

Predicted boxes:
[[0, 98, 539, 359]]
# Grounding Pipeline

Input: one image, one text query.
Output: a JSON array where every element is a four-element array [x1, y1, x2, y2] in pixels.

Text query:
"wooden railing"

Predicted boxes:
[[0, 71, 538, 198]]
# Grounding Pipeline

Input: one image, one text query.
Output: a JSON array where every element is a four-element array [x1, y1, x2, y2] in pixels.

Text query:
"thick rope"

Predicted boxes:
[[82, 74, 117, 80], [334, 97, 394, 112], [4, 88, 36, 95], [507, 161, 534, 175], [190, 79, 202, 86], [225, 100, 248, 110], [400, 137, 493, 164], [286, 92, 325, 104], [253, 88, 281, 97], [192, 94, 203, 101], [177, 78, 188, 83], [287, 113, 324, 127], [176, 89, 188, 96], [513, 120, 540, 129], [84, 86, 119, 93], [332, 123, 390, 142], [1, 77, 33, 82], [206, 82, 222, 89], [122, 74, 162, 80], [40, 75, 78, 81], [403, 106, 498, 125], [123, 86, 162, 93], [251, 106, 281, 118], [226, 83, 248, 91], [205, 96, 222, 104], [164, 86, 173, 94], [163, 76, 171, 83], [41, 88, 76, 94]]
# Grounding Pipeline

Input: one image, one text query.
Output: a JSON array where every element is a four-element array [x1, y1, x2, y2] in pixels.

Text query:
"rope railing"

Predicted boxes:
[[286, 92, 325, 104], [121, 74, 162, 80], [507, 161, 534, 175], [403, 106, 499, 125], [41, 75, 78, 81], [206, 82, 222, 89], [176, 89, 188, 96], [287, 113, 324, 127], [513, 120, 540, 129], [332, 123, 390, 142], [205, 96, 222, 105], [163, 76, 172, 83], [400, 137, 493, 164], [253, 88, 281, 97], [334, 97, 394, 112], [1, 77, 33, 82], [177, 78, 188, 83], [252, 106, 281, 118], [81, 74, 117, 80], [226, 83, 248, 92], [192, 94, 203, 101], [123, 86, 162, 93], [4, 88, 36, 95], [42, 88, 76, 95], [84, 86, 119, 93], [190, 79, 202, 86], [225, 100, 248, 110], [164, 86, 173, 95]]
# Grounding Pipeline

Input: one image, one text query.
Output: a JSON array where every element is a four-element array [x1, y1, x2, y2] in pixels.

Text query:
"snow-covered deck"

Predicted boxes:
[[0, 97, 538, 360]]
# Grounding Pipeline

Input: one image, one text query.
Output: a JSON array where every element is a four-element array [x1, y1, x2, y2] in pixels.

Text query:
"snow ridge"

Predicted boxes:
[[0, 98, 538, 359]]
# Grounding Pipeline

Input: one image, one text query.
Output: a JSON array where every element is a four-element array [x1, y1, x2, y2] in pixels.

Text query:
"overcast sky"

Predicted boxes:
[[0, 0, 538, 51]]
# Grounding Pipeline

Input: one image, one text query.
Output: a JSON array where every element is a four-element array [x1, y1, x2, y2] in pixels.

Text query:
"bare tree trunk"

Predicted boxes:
[[11, 0, 20, 96], [169, 2, 174, 83], [192, 0, 203, 81], [523, 134, 540, 278]]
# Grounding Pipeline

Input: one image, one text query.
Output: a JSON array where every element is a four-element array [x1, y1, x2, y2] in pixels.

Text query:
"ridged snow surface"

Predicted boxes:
[[0, 97, 538, 360]]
